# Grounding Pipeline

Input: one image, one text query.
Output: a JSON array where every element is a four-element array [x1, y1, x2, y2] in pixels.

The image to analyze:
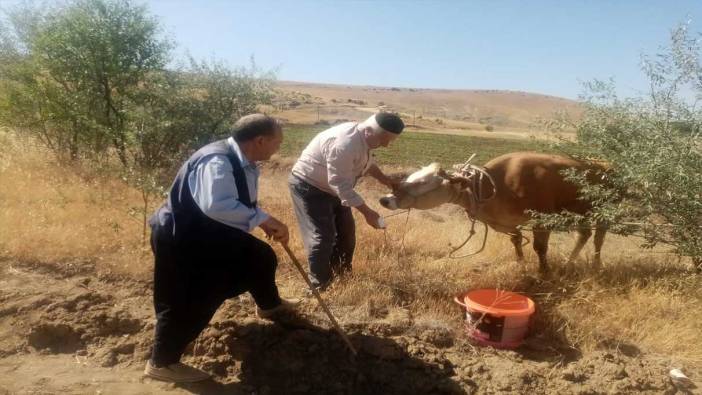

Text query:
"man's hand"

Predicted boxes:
[[355, 204, 384, 229], [260, 216, 289, 245], [367, 164, 398, 191]]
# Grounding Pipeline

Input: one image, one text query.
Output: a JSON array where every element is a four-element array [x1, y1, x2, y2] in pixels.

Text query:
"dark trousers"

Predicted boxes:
[[288, 175, 356, 288], [150, 223, 281, 366]]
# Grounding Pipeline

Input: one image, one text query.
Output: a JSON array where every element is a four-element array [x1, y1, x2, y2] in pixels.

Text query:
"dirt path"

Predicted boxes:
[[0, 258, 692, 394]]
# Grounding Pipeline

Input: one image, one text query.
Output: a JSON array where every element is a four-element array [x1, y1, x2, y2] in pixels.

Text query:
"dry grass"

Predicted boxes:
[[0, 129, 151, 276], [2, 128, 701, 371]]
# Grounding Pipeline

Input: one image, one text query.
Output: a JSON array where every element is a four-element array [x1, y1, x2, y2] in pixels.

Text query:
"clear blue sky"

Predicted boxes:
[[5, 0, 702, 99]]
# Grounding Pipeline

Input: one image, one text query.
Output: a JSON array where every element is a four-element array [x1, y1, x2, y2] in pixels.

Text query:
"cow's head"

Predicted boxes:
[[379, 163, 474, 210]]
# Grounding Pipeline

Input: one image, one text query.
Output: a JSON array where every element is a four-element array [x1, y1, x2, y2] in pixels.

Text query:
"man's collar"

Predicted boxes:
[[227, 137, 257, 169], [355, 124, 370, 151]]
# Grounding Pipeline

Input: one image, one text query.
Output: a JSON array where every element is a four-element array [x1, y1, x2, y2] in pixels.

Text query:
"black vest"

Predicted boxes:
[[150, 139, 256, 242]]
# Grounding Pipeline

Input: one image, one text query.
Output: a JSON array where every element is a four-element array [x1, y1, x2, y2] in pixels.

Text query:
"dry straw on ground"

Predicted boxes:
[[1, 128, 700, 371]]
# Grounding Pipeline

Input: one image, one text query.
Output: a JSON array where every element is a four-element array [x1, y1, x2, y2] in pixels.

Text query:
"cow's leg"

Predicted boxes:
[[567, 228, 592, 264], [532, 230, 551, 273], [592, 227, 607, 268], [509, 231, 525, 262]]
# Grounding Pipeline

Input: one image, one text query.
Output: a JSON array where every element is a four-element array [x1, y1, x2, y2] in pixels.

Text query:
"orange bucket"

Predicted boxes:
[[454, 289, 535, 349]]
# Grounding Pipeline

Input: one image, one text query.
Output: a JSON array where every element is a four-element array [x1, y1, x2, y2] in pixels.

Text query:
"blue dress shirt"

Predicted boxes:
[[188, 137, 270, 233]]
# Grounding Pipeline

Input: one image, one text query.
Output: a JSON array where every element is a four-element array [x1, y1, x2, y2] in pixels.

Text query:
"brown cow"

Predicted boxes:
[[379, 152, 608, 272]]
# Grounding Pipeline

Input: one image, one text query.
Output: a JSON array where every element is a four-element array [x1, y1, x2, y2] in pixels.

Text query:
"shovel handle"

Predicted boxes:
[[281, 243, 357, 355]]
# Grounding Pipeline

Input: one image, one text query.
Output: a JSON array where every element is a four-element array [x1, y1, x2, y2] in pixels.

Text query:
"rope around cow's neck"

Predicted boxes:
[[452, 158, 497, 214], [448, 213, 489, 259], [396, 208, 411, 266], [380, 209, 412, 265], [377, 209, 414, 273], [446, 157, 497, 258]]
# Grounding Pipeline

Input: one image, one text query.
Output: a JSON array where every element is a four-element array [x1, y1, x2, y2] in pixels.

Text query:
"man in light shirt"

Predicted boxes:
[[145, 114, 299, 383], [289, 112, 405, 290]]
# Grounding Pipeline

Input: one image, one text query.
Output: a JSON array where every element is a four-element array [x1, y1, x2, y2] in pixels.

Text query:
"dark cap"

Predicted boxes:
[[375, 112, 404, 134]]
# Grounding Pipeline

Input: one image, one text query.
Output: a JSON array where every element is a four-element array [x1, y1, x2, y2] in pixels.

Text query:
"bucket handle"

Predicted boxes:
[[453, 295, 468, 308]]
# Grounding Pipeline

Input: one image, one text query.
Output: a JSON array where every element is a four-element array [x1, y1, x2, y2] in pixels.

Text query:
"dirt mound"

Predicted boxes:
[[0, 258, 694, 394], [27, 323, 82, 353], [21, 288, 151, 366], [181, 315, 464, 394]]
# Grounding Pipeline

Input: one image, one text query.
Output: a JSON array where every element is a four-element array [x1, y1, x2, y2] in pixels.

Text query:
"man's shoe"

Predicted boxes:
[[143, 360, 210, 383], [255, 298, 300, 320]]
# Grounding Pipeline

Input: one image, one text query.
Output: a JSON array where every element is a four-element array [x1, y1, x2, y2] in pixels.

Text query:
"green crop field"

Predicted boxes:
[[280, 124, 548, 167]]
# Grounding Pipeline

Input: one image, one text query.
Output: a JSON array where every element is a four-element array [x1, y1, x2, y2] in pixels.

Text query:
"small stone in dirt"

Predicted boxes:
[[613, 366, 628, 380], [76, 277, 91, 286], [95, 349, 118, 367], [562, 369, 588, 383], [112, 342, 135, 354], [418, 328, 454, 348]]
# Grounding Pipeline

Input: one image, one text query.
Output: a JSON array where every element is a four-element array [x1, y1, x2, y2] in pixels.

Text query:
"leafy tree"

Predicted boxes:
[[535, 24, 702, 269], [127, 57, 273, 172], [0, 0, 276, 242], [1, 0, 172, 163]]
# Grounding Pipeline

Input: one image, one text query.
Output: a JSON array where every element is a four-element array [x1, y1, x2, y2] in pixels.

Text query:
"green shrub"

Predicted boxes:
[[534, 24, 702, 268], [0, 0, 274, 241]]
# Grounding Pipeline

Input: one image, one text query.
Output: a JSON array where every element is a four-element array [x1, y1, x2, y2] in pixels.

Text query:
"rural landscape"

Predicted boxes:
[[1, 1, 701, 394]]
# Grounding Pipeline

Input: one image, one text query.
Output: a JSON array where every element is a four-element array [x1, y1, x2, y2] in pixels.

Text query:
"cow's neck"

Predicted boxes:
[[445, 186, 475, 210]]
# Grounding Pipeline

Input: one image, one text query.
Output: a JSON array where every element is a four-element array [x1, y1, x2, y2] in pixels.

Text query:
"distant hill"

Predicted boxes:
[[269, 81, 581, 138]]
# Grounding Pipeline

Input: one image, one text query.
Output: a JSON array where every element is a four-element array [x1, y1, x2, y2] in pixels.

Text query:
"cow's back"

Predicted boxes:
[[476, 152, 596, 231]]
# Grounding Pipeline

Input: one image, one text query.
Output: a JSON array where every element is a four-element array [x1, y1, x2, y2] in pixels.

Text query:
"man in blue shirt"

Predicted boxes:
[[144, 114, 297, 383]]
